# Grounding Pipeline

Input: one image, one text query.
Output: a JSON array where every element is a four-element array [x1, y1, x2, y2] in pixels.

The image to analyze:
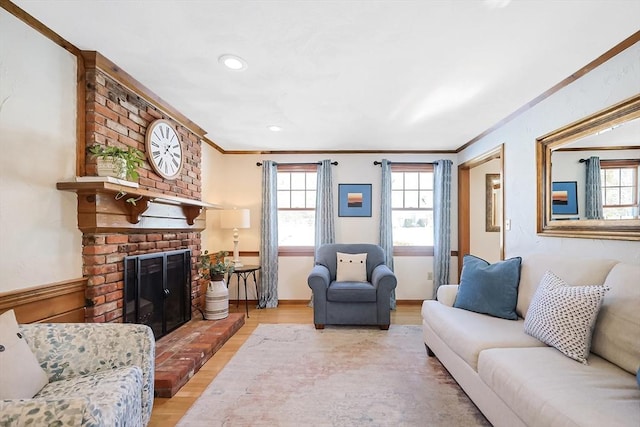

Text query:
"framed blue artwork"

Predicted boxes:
[[551, 181, 578, 215], [338, 184, 372, 217]]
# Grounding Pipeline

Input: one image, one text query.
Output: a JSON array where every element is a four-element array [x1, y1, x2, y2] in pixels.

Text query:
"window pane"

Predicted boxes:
[[605, 188, 620, 205], [392, 210, 433, 246], [278, 211, 315, 246], [290, 173, 306, 190], [307, 172, 317, 190], [290, 190, 306, 208], [306, 190, 316, 207], [277, 172, 290, 190], [420, 172, 433, 190], [405, 190, 419, 208], [404, 173, 419, 189], [277, 190, 290, 208], [603, 207, 635, 220], [388, 168, 435, 247], [391, 190, 404, 208], [391, 173, 404, 190], [604, 169, 620, 186], [620, 187, 634, 204], [620, 169, 634, 186], [420, 190, 433, 208]]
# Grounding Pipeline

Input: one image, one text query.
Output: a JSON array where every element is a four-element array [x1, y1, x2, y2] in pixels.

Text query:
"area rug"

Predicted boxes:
[[177, 324, 490, 427]]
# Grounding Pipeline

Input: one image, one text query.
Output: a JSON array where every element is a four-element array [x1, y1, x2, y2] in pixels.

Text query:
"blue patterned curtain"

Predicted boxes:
[[259, 161, 279, 308], [585, 156, 604, 220], [379, 159, 396, 309], [314, 160, 335, 258], [433, 160, 452, 299]]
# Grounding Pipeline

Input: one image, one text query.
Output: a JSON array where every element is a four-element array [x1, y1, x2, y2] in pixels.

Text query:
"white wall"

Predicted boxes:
[[201, 152, 458, 301], [470, 158, 501, 262], [0, 10, 81, 292], [459, 41, 640, 264], [200, 141, 225, 249]]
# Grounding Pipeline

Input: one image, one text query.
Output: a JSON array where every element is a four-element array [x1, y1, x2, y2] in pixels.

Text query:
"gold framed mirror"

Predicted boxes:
[[486, 174, 501, 232], [536, 94, 640, 240]]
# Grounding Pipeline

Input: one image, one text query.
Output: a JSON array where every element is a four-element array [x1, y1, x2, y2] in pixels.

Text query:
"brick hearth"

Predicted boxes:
[[154, 313, 245, 398]]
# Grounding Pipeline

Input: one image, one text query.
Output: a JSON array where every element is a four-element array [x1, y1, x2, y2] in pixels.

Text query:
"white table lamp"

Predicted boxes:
[[220, 208, 250, 267]]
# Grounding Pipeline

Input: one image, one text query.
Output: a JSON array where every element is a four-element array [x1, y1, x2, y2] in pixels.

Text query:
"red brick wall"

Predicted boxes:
[[84, 69, 202, 200], [83, 233, 203, 323], [82, 67, 205, 323]]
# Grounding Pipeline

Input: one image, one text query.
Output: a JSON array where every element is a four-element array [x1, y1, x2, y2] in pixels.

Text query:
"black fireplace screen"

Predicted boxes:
[[124, 249, 191, 339]]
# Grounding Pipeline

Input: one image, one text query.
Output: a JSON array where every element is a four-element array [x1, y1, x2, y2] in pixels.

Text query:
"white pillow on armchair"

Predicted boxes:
[[0, 309, 49, 399], [336, 252, 367, 282]]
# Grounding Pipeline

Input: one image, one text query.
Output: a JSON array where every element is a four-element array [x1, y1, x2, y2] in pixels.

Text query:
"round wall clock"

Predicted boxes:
[[145, 119, 184, 180]]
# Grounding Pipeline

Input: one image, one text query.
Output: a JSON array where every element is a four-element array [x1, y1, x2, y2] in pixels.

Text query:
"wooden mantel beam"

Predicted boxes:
[[57, 181, 221, 233]]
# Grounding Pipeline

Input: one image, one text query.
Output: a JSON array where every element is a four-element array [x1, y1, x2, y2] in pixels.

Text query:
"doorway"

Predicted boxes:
[[458, 145, 504, 277]]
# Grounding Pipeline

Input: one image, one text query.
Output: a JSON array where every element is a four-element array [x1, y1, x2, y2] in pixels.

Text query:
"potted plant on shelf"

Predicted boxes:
[[88, 144, 145, 181]]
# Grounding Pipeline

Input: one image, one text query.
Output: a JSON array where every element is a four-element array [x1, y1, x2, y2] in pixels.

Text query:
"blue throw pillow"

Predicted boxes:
[[637, 368, 640, 388], [453, 255, 522, 320]]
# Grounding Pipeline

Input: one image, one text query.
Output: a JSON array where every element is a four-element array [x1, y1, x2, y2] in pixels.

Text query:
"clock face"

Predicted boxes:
[[145, 119, 184, 180]]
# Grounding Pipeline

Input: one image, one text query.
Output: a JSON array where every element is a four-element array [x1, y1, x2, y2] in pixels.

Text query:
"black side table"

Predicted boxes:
[[227, 265, 261, 317]]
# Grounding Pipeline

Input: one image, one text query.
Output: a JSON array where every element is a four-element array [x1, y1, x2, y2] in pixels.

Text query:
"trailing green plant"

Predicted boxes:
[[114, 191, 145, 206], [199, 250, 234, 280], [88, 144, 145, 181]]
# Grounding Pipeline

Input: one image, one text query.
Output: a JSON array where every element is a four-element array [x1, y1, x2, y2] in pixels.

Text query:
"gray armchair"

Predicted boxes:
[[308, 243, 397, 330]]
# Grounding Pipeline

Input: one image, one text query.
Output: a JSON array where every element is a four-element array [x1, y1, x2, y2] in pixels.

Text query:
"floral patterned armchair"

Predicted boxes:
[[0, 322, 155, 427]]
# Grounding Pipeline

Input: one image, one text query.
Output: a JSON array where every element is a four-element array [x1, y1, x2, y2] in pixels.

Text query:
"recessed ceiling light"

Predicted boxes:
[[268, 125, 282, 132], [218, 54, 247, 71]]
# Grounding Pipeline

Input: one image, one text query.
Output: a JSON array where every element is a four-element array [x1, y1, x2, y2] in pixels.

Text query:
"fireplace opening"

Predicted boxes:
[[124, 249, 192, 339]]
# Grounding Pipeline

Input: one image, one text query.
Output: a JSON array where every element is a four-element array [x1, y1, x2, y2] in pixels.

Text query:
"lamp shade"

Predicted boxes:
[[220, 209, 250, 229]]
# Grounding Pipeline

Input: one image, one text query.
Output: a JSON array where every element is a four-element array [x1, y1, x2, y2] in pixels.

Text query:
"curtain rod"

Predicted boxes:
[[256, 161, 338, 166], [373, 160, 437, 166], [580, 158, 639, 163]]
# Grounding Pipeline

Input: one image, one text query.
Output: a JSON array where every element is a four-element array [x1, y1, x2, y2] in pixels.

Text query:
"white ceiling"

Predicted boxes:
[[13, 0, 640, 152]]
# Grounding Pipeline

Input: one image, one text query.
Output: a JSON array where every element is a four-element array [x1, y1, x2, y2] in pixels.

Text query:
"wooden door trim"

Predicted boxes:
[[458, 145, 504, 278]]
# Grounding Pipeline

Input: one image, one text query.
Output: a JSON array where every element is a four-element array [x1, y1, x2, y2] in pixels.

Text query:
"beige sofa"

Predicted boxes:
[[421, 254, 640, 427]]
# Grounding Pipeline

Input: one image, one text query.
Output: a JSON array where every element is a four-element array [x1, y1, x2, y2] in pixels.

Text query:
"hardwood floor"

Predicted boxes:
[[149, 302, 423, 426]]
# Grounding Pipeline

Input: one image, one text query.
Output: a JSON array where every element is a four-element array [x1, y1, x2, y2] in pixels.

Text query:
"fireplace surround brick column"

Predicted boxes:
[[80, 53, 208, 324]]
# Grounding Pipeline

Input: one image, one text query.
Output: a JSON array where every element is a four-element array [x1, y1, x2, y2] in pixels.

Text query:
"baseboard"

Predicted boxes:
[[249, 299, 425, 306]]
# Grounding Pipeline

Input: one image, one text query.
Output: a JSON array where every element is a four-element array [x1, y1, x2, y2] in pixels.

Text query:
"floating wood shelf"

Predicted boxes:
[[57, 181, 222, 233]]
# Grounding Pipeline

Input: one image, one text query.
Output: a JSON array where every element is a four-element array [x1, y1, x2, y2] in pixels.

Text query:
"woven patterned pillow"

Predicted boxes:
[[524, 271, 608, 364]]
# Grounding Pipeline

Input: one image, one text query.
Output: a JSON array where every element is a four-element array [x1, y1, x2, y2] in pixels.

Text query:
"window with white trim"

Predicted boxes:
[[600, 160, 639, 219], [391, 164, 434, 248], [277, 165, 317, 247]]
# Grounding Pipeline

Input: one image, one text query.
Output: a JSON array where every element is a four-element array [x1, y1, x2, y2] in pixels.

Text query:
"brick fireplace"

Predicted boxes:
[[83, 232, 200, 323], [68, 52, 211, 324]]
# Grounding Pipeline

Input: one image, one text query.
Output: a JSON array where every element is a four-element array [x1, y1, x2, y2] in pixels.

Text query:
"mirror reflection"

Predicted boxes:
[[550, 116, 640, 221], [537, 94, 640, 240]]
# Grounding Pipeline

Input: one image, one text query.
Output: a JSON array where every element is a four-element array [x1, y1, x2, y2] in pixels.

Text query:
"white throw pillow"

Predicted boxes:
[[336, 252, 367, 282], [524, 271, 608, 364], [0, 309, 49, 399]]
